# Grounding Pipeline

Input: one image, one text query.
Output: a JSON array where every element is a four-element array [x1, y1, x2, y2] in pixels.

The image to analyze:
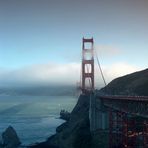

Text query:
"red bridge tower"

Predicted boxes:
[[82, 38, 94, 93]]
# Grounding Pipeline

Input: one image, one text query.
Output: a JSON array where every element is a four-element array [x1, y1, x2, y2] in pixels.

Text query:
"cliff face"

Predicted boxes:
[[101, 68, 148, 95], [31, 94, 92, 148]]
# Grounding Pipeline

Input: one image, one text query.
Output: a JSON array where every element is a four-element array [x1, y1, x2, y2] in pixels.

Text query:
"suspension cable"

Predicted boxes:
[[80, 63, 82, 87], [94, 48, 107, 87]]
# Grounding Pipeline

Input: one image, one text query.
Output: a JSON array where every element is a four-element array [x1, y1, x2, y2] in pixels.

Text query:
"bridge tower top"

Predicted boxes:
[[81, 37, 94, 93]]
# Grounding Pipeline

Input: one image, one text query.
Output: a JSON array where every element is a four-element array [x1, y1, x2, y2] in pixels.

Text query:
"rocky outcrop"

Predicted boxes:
[[1, 126, 21, 148], [60, 110, 70, 121]]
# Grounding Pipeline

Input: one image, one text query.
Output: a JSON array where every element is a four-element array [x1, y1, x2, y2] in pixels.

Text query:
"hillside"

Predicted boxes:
[[30, 68, 148, 148], [101, 68, 148, 96]]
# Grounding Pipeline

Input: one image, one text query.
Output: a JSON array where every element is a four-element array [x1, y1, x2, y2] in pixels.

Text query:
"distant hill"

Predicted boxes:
[[0, 85, 76, 96], [100, 68, 148, 96]]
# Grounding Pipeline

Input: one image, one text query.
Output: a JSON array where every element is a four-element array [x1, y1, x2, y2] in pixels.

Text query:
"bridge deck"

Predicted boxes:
[[99, 95, 148, 102], [95, 95, 148, 118]]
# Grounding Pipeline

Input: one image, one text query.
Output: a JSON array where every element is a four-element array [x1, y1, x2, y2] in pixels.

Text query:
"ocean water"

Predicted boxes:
[[0, 95, 77, 145]]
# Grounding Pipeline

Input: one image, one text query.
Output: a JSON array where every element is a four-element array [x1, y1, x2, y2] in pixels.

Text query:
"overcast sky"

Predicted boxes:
[[0, 0, 148, 87]]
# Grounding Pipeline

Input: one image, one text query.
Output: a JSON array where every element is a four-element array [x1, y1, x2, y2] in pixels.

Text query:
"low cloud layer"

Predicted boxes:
[[103, 62, 140, 82], [94, 44, 121, 57], [0, 62, 142, 88], [94, 62, 141, 88], [0, 63, 80, 87]]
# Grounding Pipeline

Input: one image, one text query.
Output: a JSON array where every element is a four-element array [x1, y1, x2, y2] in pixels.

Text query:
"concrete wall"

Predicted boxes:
[[89, 94, 109, 132]]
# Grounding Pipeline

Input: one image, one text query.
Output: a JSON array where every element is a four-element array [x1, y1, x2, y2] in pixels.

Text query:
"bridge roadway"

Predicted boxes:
[[89, 92, 148, 131], [98, 95, 148, 118]]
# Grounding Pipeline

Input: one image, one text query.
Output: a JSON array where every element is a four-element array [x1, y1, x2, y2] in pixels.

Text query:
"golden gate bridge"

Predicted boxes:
[[79, 38, 148, 147]]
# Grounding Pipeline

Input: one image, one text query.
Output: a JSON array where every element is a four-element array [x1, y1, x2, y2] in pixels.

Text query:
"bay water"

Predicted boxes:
[[0, 95, 77, 145]]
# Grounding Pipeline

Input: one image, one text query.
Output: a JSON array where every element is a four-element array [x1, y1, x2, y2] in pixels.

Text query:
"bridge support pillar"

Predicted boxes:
[[89, 94, 109, 132]]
